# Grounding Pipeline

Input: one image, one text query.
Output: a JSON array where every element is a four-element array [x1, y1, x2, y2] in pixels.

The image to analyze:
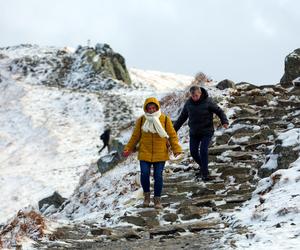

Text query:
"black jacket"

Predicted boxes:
[[174, 88, 228, 136]]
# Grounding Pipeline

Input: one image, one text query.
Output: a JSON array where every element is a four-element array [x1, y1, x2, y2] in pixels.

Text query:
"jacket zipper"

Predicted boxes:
[[151, 133, 153, 162]]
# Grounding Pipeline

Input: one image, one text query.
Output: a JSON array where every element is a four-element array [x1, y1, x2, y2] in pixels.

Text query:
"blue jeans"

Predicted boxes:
[[140, 161, 165, 197], [189, 133, 213, 178]]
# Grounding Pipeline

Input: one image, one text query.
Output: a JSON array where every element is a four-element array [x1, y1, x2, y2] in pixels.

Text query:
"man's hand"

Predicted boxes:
[[122, 150, 131, 157], [223, 123, 229, 129]]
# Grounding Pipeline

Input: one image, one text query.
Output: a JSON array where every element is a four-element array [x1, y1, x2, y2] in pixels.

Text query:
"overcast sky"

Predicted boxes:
[[1, 0, 299, 84]]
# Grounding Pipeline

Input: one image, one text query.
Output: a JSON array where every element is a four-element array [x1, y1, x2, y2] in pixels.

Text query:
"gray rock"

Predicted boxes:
[[187, 221, 220, 232], [120, 216, 146, 227], [163, 213, 178, 222], [280, 48, 300, 87], [209, 145, 242, 155], [177, 206, 211, 220], [91, 227, 113, 236], [97, 151, 121, 173], [215, 133, 231, 145], [292, 77, 300, 87], [149, 225, 185, 237], [38, 191, 66, 212], [236, 82, 258, 91], [216, 79, 236, 90], [121, 229, 141, 239], [258, 142, 300, 178], [138, 210, 159, 218], [232, 94, 273, 106], [225, 151, 256, 161], [274, 144, 299, 170]]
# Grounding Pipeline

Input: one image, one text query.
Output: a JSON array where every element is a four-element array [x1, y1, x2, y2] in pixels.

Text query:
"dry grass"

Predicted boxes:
[[0, 209, 46, 248]]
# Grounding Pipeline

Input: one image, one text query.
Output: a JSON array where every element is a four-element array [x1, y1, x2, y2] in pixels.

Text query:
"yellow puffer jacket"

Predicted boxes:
[[124, 97, 182, 162]]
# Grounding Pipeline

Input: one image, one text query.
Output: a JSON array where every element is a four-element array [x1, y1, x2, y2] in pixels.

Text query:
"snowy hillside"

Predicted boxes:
[[129, 68, 193, 91], [1, 44, 300, 250], [0, 44, 195, 225]]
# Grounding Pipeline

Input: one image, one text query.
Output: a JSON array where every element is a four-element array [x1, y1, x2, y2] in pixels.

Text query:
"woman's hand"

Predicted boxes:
[[122, 150, 131, 157], [173, 152, 182, 157], [223, 123, 229, 129]]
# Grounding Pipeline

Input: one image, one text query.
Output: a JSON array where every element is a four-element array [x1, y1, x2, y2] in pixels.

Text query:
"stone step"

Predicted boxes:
[[209, 145, 242, 155], [176, 205, 212, 221], [258, 107, 290, 117], [214, 150, 261, 161], [277, 99, 300, 108], [244, 140, 273, 151], [230, 95, 271, 106], [230, 117, 260, 126], [164, 173, 197, 184]]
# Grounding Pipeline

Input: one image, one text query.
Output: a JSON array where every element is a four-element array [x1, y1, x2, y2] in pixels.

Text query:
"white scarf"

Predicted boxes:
[[142, 110, 169, 138]]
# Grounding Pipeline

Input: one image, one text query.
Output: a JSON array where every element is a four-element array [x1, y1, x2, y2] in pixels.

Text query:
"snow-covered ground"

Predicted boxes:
[[130, 68, 193, 91], [1, 45, 299, 250], [0, 70, 104, 223], [222, 129, 300, 250], [0, 46, 195, 225]]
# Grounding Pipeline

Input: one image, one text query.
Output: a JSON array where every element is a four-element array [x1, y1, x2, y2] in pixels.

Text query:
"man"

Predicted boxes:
[[99, 128, 111, 154], [174, 86, 229, 181]]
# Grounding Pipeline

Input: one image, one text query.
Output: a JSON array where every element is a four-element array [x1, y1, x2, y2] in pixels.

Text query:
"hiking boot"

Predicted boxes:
[[143, 192, 150, 207], [153, 196, 163, 209]]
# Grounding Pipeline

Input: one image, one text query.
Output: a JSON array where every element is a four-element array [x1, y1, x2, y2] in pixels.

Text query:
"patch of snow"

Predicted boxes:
[[130, 68, 193, 92], [262, 154, 278, 170], [222, 156, 300, 250], [277, 128, 300, 147]]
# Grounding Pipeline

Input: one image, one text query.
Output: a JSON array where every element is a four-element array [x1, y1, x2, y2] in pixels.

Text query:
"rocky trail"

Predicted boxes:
[[32, 82, 300, 249]]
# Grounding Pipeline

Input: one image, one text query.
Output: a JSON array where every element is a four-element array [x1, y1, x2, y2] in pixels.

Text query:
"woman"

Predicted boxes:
[[123, 97, 182, 209]]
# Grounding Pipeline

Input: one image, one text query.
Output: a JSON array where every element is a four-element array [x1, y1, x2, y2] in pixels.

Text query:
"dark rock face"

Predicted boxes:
[[280, 48, 300, 87], [38, 192, 66, 211], [216, 79, 236, 90], [97, 150, 121, 173], [292, 77, 300, 88], [78, 44, 131, 84], [97, 138, 125, 173], [258, 140, 300, 178], [8, 43, 131, 91]]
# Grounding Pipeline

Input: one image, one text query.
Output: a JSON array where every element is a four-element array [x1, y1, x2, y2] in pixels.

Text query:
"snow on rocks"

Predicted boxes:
[[221, 157, 300, 250]]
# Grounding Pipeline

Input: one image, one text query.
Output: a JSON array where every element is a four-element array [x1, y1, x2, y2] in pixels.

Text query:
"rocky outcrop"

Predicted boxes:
[[216, 79, 236, 90], [8, 44, 131, 91], [38, 192, 66, 212], [77, 44, 131, 84], [22, 81, 300, 249], [280, 48, 300, 87]]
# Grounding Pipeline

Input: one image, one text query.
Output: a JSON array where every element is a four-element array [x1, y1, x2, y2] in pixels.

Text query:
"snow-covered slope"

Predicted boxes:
[[0, 65, 104, 223], [0, 45, 195, 225], [1, 44, 299, 250], [130, 68, 193, 91], [221, 129, 300, 250]]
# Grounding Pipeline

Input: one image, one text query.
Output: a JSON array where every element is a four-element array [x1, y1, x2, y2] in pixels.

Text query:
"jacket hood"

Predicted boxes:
[[189, 87, 208, 103], [143, 97, 161, 112]]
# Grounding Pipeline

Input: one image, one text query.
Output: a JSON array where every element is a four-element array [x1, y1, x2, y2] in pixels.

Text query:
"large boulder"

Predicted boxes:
[[97, 138, 125, 174], [258, 133, 300, 178], [38, 192, 66, 212], [280, 48, 300, 87], [292, 77, 300, 87], [216, 79, 236, 90], [78, 44, 131, 84], [8, 43, 131, 91], [235, 82, 258, 91]]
